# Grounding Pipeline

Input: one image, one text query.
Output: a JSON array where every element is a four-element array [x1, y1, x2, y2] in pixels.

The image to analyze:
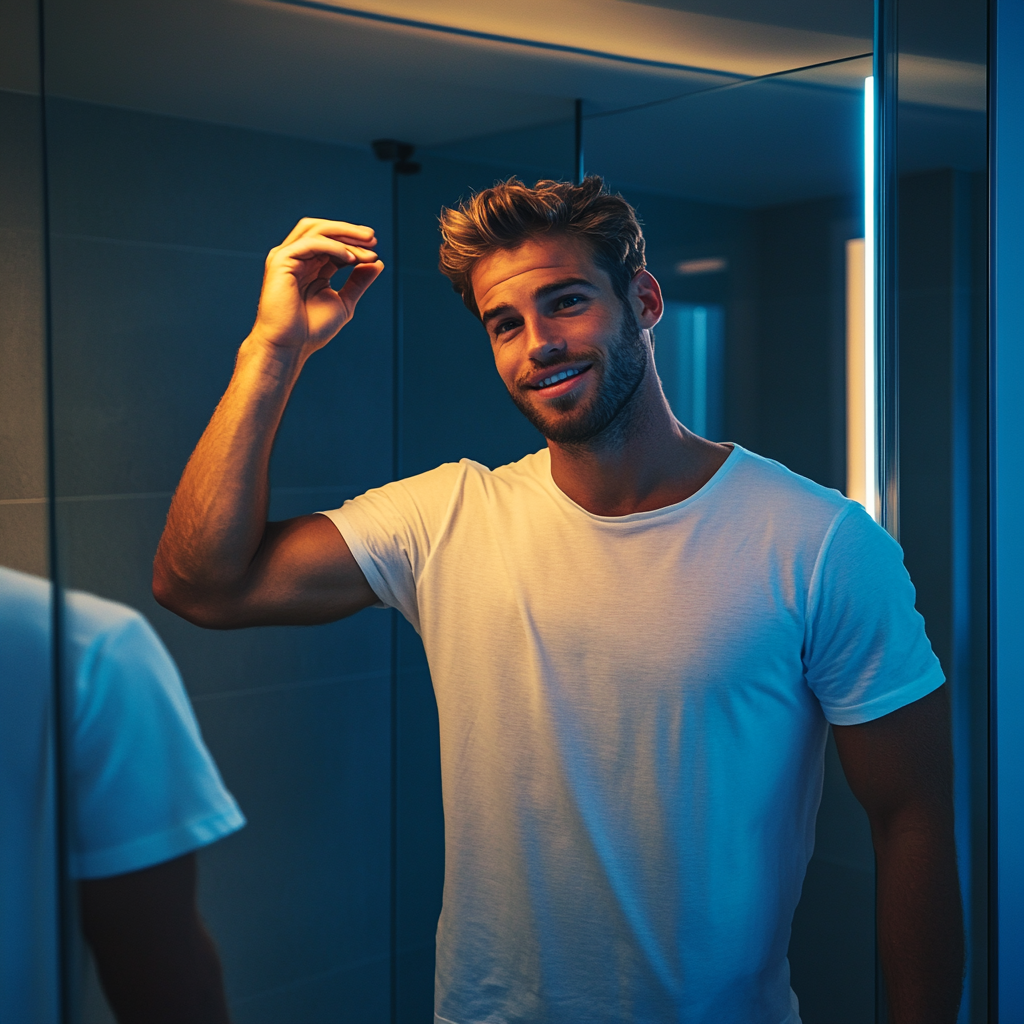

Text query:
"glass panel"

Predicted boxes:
[[657, 301, 725, 439], [895, 1, 989, 1021], [0, 2, 63, 1023], [0, 6, 50, 578]]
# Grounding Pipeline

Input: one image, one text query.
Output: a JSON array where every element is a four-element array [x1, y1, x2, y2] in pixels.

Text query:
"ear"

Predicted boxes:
[[630, 270, 663, 330]]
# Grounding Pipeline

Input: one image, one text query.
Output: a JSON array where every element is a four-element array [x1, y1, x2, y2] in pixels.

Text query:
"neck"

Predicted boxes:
[[546, 369, 732, 517]]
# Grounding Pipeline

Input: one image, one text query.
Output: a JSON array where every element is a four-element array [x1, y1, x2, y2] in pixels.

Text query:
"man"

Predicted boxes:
[[1, 566, 244, 1023], [153, 177, 963, 1024]]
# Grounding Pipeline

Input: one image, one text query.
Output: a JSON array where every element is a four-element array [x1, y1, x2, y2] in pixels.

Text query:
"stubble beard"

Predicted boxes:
[[508, 305, 650, 450]]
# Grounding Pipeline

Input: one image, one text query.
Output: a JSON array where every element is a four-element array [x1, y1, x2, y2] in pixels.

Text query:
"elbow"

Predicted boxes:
[[152, 562, 242, 630]]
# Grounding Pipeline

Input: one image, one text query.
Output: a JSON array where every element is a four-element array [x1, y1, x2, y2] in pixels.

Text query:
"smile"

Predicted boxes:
[[536, 367, 584, 389]]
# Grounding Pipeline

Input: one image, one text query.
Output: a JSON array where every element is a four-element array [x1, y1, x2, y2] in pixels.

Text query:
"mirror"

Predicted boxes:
[[0, 3, 63, 1022]]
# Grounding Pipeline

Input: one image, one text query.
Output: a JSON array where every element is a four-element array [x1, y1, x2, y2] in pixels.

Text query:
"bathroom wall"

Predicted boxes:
[[0, 23, 49, 577], [42, 98, 397, 1022]]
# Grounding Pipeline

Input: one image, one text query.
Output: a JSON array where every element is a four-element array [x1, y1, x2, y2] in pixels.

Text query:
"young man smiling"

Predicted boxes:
[[154, 178, 963, 1024]]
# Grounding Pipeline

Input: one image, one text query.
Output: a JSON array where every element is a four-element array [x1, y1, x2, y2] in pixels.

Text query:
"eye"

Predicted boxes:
[[494, 318, 521, 336], [554, 294, 585, 311]]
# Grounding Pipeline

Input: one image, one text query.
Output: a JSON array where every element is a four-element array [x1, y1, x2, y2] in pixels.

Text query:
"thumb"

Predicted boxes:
[[338, 260, 385, 311]]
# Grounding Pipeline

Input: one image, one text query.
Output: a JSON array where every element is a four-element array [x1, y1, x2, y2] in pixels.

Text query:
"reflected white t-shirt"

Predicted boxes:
[[321, 444, 944, 1024], [0, 567, 245, 1024]]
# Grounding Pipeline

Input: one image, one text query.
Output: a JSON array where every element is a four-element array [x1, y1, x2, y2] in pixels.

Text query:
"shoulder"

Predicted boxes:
[[0, 566, 52, 650], [729, 453, 902, 572], [397, 449, 549, 494], [346, 449, 550, 519], [723, 446, 854, 536], [63, 588, 166, 668], [468, 448, 552, 500], [61, 593, 187, 732]]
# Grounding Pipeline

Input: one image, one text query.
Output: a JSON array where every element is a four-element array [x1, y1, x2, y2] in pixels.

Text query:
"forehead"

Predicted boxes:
[[471, 235, 607, 312]]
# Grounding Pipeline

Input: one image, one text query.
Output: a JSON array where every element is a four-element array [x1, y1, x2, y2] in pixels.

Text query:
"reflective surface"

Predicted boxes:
[[896, 2, 989, 1021], [11, 0, 991, 1020], [0, 3, 62, 1021]]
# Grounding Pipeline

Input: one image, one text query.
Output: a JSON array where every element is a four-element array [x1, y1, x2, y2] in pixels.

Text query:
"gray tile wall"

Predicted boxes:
[[0, 89, 49, 577], [43, 99, 397, 1023]]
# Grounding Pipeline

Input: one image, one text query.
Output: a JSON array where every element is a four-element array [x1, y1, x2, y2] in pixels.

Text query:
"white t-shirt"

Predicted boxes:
[[0, 567, 245, 1024], [321, 444, 944, 1024]]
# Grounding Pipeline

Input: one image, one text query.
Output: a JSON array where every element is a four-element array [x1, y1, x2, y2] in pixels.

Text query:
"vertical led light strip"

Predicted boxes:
[[863, 76, 878, 522], [692, 306, 707, 437]]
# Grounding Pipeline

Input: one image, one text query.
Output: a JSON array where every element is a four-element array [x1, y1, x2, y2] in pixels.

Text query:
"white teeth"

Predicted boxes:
[[539, 368, 580, 388]]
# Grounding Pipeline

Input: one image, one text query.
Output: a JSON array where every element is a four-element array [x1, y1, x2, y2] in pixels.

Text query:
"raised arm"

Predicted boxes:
[[153, 218, 381, 628], [832, 684, 964, 1023]]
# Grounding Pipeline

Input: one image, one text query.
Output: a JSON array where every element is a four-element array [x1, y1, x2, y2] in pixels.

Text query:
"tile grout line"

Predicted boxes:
[[1, 485, 370, 505], [230, 949, 392, 1008], [189, 668, 390, 703], [52, 232, 266, 260]]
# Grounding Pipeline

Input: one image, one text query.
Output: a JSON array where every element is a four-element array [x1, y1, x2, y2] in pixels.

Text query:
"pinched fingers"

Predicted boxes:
[[271, 233, 379, 273], [279, 217, 377, 250], [337, 259, 385, 307]]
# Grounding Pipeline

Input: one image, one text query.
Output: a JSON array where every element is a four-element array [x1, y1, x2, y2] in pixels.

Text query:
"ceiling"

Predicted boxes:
[[4, 0, 987, 207], [626, 0, 986, 65]]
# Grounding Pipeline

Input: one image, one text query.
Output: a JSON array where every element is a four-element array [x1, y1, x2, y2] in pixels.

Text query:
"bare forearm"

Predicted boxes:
[[154, 218, 382, 625], [154, 336, 302, 611], [874, 815, 964, 1023]]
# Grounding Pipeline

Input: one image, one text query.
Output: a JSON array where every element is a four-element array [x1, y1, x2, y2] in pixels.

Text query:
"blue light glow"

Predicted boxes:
[[864, 76, 878, 522]]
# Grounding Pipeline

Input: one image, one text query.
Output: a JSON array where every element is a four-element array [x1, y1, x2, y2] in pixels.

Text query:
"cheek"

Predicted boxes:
[[491, 346, 518, 388]]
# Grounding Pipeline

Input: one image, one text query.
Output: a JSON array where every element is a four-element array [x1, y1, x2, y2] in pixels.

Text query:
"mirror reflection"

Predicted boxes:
[[0, 0, 991, 1021]]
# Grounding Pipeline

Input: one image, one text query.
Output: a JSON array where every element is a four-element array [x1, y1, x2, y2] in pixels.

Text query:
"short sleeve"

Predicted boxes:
[[804, 504, 945, 725], [318, 462, 466, 633], [68, 604, 245, 879]]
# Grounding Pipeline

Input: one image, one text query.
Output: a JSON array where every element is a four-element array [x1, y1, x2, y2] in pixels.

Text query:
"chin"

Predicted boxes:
[[537, 411, 607, 445], [510, 381, 609, 444]]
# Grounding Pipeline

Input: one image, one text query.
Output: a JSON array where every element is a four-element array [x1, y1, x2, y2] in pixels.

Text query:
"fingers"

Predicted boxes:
[[274, 234, 378, 270], [337, 260, 385, 308], [279, 217, 377, 249]]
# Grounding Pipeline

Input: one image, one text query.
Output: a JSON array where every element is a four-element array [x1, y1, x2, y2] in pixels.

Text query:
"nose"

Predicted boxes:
[[522, 316, 566, 365]]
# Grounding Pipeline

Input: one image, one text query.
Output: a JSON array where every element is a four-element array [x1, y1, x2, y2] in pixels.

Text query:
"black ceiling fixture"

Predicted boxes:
[[372, 139, 421, 174]]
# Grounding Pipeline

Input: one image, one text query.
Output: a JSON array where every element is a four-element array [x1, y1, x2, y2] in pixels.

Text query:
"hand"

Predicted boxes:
[[250, 217, 384, 359]]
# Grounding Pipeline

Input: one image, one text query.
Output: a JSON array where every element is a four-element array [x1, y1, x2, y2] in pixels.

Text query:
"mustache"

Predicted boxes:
[[513, 349, 604, 392]]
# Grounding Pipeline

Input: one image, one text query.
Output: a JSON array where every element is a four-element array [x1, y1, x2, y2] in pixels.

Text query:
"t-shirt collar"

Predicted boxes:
[[538, 442, 743, 524]]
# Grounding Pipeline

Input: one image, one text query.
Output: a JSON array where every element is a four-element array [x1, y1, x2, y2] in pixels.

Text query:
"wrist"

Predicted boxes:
[[238, 332, 307, 385]]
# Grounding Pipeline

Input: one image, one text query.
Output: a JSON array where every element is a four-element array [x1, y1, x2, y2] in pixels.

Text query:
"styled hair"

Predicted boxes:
[[438, 176, 646, 318]]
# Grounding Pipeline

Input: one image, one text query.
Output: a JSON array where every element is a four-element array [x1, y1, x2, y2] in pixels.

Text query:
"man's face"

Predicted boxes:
[[472, 235, 658, 445]]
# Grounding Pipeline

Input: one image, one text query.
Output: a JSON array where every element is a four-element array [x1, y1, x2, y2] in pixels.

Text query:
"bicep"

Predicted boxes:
[[236, 513, 378, 626], [79, 853, 199, 949], [832, 684, 953, 832]]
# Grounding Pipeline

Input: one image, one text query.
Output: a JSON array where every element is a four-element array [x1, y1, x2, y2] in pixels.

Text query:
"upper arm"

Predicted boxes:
[[832, 684, 954, 837], [79, 853, 200, 952], [804, 506, 945, 725], [157, 513, 378, 629], [79, 853, 230, 1024]]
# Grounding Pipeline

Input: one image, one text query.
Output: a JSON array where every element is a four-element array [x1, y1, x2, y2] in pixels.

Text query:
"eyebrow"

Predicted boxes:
[[480, 276, 598, 327]]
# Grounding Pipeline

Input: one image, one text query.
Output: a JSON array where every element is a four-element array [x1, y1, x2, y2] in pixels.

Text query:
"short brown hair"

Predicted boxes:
[[438, 176, 646, 318]]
